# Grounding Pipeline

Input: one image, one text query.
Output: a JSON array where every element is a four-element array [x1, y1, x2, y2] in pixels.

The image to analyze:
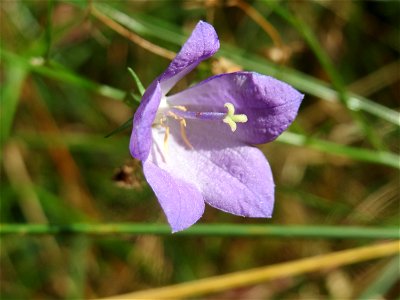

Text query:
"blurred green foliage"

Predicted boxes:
[[1, 1, 399, 299]]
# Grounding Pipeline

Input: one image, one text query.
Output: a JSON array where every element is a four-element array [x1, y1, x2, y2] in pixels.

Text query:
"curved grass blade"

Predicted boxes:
[[0, 49, 126, 101], [92, 3, 400, 126], [127, 67, 145, 96], [357, 256, 400, 300], [104, 117, 133, 138]]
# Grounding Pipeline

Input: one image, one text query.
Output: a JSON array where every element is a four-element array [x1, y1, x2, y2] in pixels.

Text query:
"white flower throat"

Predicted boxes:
[[153, 97, 248, 152]]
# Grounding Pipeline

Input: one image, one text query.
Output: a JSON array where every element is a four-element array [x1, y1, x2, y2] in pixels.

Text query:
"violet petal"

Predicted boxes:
[[167, 72, 304, 144], [143, 160, 205, 233], [158, 21, 219, 94], [148, 121, 275, 218], [129, 81, 162, 160]]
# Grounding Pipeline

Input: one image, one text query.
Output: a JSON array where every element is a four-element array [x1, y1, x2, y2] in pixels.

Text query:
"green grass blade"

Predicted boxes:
[[0, 60, 28, 149], [277, 132, 400, 169], [357, 256, 400, 300], [0, 49, 125, 101], [16, 133, 128, 152], [0, 223, 398, 239], [127, 67, 145, 96], [104, 117, 133, 138], [66, 236, 89, 299], [44, 0, 54, 60]]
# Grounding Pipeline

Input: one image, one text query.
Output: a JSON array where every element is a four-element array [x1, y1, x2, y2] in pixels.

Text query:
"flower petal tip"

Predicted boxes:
[[167, 207, 204, 233], [143, 161, 205, 233], [195, 20, 220, 54]]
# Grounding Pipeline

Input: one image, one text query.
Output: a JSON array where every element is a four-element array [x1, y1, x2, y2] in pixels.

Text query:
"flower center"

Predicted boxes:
[[154, 102, 248, 154]]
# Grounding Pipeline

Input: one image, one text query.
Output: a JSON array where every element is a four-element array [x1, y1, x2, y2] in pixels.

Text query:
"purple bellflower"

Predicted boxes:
[[129, 21, 303, 232]]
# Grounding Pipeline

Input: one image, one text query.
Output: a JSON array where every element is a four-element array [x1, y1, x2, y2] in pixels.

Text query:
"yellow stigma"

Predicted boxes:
[[223, 103, 248, 132]]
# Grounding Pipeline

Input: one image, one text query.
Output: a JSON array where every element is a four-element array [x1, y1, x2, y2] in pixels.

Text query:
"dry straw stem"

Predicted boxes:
[[90, 5, 176, 60], [227, 0, 288, 63], [98, 240, 400, 299], [227, 0, 283, 49], [348, 60, 400, 97]]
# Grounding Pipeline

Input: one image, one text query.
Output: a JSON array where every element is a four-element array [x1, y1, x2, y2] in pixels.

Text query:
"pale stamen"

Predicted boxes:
[[159, 117, 170, 155], [163, 125, 170, 154], [166, 110, 193, 150], [173, 105, 187, 111], [170, 102, 248, 132], [179, 119, 194, 149]]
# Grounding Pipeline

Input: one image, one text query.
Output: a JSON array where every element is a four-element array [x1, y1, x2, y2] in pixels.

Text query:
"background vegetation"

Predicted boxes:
[[1, 0, 399, 299]]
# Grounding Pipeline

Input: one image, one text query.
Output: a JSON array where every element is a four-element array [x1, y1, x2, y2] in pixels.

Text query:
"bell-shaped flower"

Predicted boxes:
[[130, 21, 303, 232]]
